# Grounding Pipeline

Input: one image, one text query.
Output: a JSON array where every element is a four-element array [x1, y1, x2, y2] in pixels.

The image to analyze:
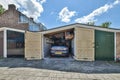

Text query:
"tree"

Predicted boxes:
[[87, 21, 95, 26], [0, 4, 5, 15], [101, 22, 111, 28]]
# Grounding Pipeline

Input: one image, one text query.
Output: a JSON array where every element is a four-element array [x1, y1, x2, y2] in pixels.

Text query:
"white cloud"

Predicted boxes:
[[0, 0, 46, 20], [59, 7, 76, 23], [40, 0, 46, 4], [75, 0, 120, 24], [36, 0, 46, 4], [114, 0, 120, 5]]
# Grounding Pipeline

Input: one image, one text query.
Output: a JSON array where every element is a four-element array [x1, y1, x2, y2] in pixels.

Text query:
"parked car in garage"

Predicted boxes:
[[50, 46, 69, 57]]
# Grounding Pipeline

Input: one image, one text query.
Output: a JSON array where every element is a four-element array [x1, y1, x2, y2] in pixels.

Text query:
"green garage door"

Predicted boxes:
[[95, 30, 114, 60]]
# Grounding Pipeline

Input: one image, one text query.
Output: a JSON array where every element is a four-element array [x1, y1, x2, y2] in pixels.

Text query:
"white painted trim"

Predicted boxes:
[[1, 27, 25, 58], [5, 27, 25, 33], [42, 34, 44, 59], [0, 27, 25, 33], [3, 29, 7, 58], [114, 32, 116, 61], [42, 25, 76, 34], [74, 28, 77, 59]]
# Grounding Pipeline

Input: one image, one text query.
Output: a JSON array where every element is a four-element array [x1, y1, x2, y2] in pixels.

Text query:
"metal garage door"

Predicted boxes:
[[75, 27, 94, 61], [25, 31, 42, 60], [95, 30, 114, 60]]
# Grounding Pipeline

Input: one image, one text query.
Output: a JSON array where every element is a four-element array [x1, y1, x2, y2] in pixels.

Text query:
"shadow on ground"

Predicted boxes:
[[0, 58, 120, 73]]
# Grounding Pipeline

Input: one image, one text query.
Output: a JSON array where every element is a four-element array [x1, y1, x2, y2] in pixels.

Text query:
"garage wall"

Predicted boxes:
[[116, 32, 120, 61], [25, 31, 42, 60], [75, 27, 94, 61], [0, 31, 3, 57]]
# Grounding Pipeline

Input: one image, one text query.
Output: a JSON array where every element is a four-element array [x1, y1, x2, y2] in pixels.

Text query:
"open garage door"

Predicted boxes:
[[95, 30, 114, 61], [25, 31, 42, 60], [75, 27, 94, 61]]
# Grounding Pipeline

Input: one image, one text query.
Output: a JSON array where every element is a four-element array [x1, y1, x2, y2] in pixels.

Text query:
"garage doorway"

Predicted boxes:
[[7, 30, 24, 58], [95, 30, 114, 60], [43, 29, 75, 58]]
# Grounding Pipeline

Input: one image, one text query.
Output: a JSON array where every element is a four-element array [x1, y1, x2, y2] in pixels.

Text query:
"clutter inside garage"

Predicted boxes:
[[43, 29, 74, 58]]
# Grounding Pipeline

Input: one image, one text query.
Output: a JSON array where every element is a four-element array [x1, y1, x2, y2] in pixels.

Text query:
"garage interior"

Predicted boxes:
[[43, 28, 75, 58], [7, 30, 24, 58]]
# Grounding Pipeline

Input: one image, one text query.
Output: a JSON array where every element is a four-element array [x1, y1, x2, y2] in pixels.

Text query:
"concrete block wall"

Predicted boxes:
[[25, 31, 42, 60], [75, 27, 95, 61]]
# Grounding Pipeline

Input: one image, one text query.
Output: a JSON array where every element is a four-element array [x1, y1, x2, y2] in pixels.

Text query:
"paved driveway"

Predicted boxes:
[[0, 58, 120, 80]]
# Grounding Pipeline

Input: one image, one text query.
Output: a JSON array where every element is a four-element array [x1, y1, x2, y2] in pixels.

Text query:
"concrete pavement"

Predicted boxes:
[[0, 58, 120, 80], [0, 67, 120, 80]]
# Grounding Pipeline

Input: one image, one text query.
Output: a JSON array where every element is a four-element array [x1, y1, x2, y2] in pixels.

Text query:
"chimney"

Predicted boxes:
[[30, 17, 34, 21], [8, 4, 16, 10]]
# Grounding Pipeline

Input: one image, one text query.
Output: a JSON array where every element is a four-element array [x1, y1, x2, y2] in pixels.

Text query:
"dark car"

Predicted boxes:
[[50, 46, 69, 57]]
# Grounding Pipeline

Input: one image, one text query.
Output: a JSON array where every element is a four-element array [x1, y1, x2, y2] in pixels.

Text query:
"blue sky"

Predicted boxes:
[[0, 0, 120, 29], [39, 0, 120, 29]]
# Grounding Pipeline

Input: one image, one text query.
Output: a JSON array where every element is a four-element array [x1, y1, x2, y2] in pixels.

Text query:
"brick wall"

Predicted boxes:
[[0, 4, 28, 30], [116, 32, 120, 61], [0, 31, 3, 57]]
